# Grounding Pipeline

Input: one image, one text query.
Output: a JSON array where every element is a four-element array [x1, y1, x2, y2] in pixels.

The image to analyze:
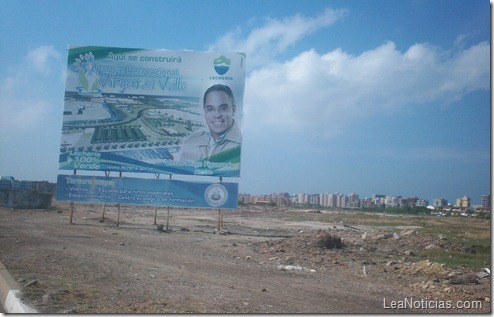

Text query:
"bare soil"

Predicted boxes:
[[0, 202, 490, 313]]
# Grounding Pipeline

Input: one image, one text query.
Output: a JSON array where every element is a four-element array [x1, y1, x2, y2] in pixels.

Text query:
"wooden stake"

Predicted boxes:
[[166, 206, 170, 230], [217, 208, 221, 232], [154, 205, 158, 225], [101, 203, 107, 222], [69, 201, 74, 224]]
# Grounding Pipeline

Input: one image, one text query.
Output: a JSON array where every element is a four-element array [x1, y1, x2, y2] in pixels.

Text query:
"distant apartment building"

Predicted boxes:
[[433, 198, 448, 208], [0, 176, 54, 193], [320, 193, 329, 207], [348, 193, 360, 209], [0, 176, 14, 190], [297, 193, 308, 205], [308, 194, 320, 206], [481, 194, 491, 210], [337, 194, 348, 208], [329, 193, 338, 208], [456, 196, 471, 209], [372, 194, 386, 208], [385, 195, 401, 208], [360, 197, 374, 209], [275, 192, 291, 206]]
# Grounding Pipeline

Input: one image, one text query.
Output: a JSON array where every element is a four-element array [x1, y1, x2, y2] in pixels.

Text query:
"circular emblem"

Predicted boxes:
[[205, 184, 228, 207]]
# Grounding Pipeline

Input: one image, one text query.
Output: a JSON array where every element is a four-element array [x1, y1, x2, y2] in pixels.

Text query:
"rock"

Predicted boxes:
[[476, 272, 490, 279], [374, 233, 393, 240], [41, 293, 51, 304], [386, 261, 398, 267], [393, 232, 401, 240], [425, 243, 439, 250], [449, 273, 480, 285], [317, 233, 343, 249], [24, 279, 38, 287], [403, 250, 415, 256]]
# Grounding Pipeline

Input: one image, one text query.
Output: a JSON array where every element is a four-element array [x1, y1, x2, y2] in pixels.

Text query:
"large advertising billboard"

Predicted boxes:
[[59, 46, 245, 177]]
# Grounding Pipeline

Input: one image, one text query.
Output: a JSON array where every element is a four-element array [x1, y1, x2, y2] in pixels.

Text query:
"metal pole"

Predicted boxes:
[[117, 203, 120, 227]]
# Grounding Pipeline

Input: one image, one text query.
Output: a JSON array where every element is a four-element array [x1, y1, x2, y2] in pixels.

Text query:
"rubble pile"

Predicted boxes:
[[399, 260, 451, 278], [250, 226, 490, 306]]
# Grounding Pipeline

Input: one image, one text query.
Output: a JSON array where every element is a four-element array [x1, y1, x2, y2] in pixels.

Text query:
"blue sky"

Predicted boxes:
[[0, 0, 490, 204]]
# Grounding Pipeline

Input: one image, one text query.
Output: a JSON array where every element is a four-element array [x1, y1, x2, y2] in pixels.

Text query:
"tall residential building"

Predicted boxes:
[[456, 196, 471, 209], [349, 193, 360, 209], [481, 194, 491, 210], [320, 193, 329, 207], [433, 198, 448, 208], [329, 193, 338, 208]]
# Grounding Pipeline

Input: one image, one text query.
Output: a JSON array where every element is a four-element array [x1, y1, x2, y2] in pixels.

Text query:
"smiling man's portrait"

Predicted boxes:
[[180, 84, 241, 162]]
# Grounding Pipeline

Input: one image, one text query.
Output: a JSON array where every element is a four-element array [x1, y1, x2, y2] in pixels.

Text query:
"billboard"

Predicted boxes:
[[59, 46, 245, 177], [56, 175, 238, 209]]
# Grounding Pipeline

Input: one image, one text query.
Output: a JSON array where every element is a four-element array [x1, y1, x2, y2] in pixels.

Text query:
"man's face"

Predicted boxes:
[[204, 90, 235, 140]]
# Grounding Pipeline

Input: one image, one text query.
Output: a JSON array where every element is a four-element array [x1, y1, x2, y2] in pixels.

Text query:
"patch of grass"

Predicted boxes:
[[417, 247, 490, 269]]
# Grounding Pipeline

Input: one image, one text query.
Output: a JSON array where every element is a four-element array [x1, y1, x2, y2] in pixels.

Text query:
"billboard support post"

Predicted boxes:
[[69, 202, 75, 224], [217, 208, 223, 232], [154, 206, 158, 225], [117, 203, 121, 227], [101, 203, 107, 222], [166, 206, 170, 231]]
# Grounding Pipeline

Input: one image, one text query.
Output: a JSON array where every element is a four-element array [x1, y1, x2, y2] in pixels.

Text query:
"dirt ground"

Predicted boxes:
[[0, 201, 490, 314]]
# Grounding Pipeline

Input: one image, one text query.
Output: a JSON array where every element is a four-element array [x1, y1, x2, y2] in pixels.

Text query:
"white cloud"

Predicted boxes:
[[209, 9, 489, 139], [244, 41, 489, 138], [208, 8, 347, 68], [26, 45, 61, 75], [0, 45, 63, 141]]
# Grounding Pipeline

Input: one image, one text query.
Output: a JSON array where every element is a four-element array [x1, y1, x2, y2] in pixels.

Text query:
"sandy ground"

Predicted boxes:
[[0, 201, 490, 313]]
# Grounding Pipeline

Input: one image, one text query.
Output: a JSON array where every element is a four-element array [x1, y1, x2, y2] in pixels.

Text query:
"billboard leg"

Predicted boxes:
[[117, 203, 120, 227], [166, 206, 170, 231], [101, 203, 106, 222], [69, 202, 75, 224], [217, 208, 223, 232], [154, 205, 158, 225]]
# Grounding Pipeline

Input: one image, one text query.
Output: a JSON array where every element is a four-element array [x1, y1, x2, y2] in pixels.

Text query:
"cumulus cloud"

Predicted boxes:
[[0, 45, 63, 139], [26, 45, 61, 75], [244, 41, 489, 138], [209, 9, 488, 139], [208, 8, 347, 68]]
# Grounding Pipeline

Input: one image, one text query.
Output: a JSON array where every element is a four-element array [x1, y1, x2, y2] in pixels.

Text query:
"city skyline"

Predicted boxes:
[[239, 190, 487, 207], [0, 1, 490, 206]]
